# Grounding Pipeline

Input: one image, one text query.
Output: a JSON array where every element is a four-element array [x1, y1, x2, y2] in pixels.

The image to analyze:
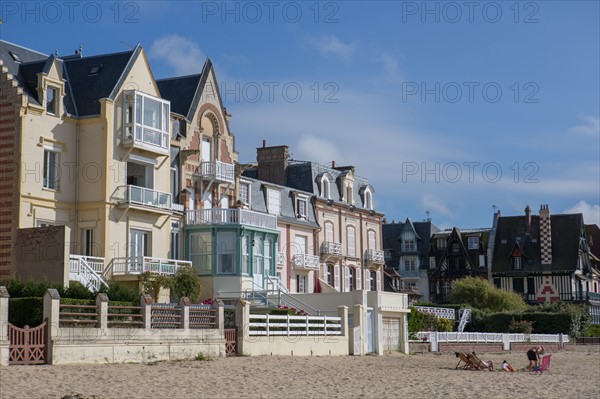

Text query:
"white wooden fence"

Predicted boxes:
[[415, 331, 569, 351], [248, 314, 342, 336]]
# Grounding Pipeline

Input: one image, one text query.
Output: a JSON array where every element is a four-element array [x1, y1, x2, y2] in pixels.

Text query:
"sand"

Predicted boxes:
[[1, 350, 599, 399]]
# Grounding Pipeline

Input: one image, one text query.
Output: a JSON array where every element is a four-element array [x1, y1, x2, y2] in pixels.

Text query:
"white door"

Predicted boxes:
[[201, 137, 211, 161], [130, 229, 148, 273], [253, 237, 263, 289], [382, 318, 401, 352], [365, 309, 375, 353]]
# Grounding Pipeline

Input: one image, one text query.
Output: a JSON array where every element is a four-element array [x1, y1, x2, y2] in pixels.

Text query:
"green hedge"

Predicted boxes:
[[469, 311, 573, 334], [9, 297, 44, 327]]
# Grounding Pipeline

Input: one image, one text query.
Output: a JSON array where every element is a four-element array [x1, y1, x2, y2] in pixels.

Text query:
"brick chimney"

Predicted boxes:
[[539, 204, 552, 264], [525, 205, 532, 233], [257, 140, 288, 186]]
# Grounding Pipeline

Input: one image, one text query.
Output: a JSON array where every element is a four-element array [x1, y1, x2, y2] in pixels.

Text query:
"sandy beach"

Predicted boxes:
[[1, 350, 599, 399]]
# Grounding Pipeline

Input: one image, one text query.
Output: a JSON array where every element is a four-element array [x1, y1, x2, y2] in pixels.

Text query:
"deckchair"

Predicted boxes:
[[468, 352, 491, 371], [533, 354, 551, 373], [455, 352, 478, 370]]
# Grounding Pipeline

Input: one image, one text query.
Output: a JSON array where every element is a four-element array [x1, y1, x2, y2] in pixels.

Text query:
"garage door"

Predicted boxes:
[[382, 318, 401, 352]]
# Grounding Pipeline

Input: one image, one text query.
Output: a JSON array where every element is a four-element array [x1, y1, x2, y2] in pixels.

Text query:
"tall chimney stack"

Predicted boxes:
[[525, 205, 532, 233], [539, 204, 552, 264], [257, 142, 289, 186]]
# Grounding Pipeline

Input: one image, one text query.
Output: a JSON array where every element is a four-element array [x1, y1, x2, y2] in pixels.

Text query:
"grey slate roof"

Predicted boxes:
[[491, 213, 585, 275], [586, 224, 600, 259], [157, 73, 202, 118], [244, 177, 319, 229], [382, 219, 439, 270], [0, 40, 140, 117]]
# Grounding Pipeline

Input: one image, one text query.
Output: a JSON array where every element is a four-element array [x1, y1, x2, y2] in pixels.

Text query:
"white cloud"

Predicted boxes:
[[568, 114, 600, 136], [564, 200, 600, 226], [375, 52, 402, 81], [306, 35, 356, 59], [295, 135, 343, 165], [149, 35, 204, 76], [420, 194, 452, 217]]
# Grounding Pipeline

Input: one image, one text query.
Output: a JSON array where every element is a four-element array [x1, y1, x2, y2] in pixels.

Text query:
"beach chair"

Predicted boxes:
[[455, 352, 478, 370], [533, 355, 551, 373], [467, 352, 491, 371]]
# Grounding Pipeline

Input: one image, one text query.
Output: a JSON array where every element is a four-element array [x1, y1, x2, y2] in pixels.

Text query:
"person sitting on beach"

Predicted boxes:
[[501, 360, 515, 372], [526, 346, 544, 371], [469, 352, 494, 371]]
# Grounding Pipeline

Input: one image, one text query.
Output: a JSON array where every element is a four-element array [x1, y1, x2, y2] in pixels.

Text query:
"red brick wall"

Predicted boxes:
[[439, 343, 504, 353], [0, 66, 23, 278]]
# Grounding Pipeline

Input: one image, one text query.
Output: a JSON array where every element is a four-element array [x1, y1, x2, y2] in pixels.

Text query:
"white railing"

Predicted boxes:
[[401, 270, 420, 278], [277, 252, 285, 265], [292, 253, 320, 270], [200, 160, 235, 183], [320, 241, 342, 257], [110, 256, 191, 276], [171, 203, 185, 212], [417, 331, 569, 344], [113, 185, 172, 210], [69, 255, 108, 292], [265, 274, 289, 294], [186, 208, 277, 230], [365, 249, 385, 263], [414, 306, 456, 320], [248, 314, 342, 336]]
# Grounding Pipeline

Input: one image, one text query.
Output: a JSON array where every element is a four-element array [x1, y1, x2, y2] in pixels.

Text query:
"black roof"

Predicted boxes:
[[382, 219, 440, 270], [492, 213, 585, 275], [157, 73, 202, 117], [585, 224, 600, 259], [0, 41, 48, 105]]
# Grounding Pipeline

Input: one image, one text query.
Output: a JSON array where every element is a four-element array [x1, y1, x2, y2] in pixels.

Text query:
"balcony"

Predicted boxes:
[[292, 253, 320, 271], [199, 161, 235, 184], [364, 249, 385, 268], [110, 256, 191, 276], [320, 241, 342, 262], [172, 203, 185, 212], [277, 252, 285, 267], [401, 270, 420, 278], [113, 185, 172, 213], [186, 208, 277, 231], [122, 91, 170, 155]]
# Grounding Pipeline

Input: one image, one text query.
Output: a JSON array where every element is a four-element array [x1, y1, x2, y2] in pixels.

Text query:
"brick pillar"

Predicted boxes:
[[212, 299, 224, 334], [141, 294, 153, 329], [179, 297, 190, 330], [96, 293, 108, 329], [256, 143, 289, 185], [539, 204, 552, 264]]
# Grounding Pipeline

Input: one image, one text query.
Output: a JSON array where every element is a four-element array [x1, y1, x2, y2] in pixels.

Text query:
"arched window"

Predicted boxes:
[[364, 189, 373, 210], [368, 230, 376, 250], [347, 226, 356, 256], [325, 222, 334, 243], [322, 176, 331, 199]]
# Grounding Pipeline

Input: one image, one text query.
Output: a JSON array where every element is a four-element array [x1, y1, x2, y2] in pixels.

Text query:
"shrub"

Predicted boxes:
[[508, 318, 534, 334], [98, 282, 140, 302], [585, 325, 600, 337], [0, 278, 64, 298], [449, 276, 527, 312], [408, 306, 424, 338], [64, 281, 94, 300], [8, 297, 44, 327], [140, 272, 172, 302], [436, 318, 455, 332], [171, 266, 202, 303]]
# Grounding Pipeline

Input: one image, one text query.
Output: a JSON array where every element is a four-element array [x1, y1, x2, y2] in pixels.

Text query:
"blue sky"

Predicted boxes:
[[1, 0, 599, 228]]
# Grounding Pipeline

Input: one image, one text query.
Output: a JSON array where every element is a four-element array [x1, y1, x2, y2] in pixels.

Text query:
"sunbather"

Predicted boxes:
[[501, 360, 515, 372]]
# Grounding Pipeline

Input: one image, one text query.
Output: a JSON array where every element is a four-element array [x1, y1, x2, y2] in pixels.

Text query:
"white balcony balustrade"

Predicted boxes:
[[199, 161, 235, 184], [365, 249, 385, 267], [113, 185, 172, 212], [69, 255, 107, 292], [171, 203, 185, 212], [320, 241, 342, 260], [110, 257, 191, 276], [186, 208, 277, 231], [291, 253, 320, 270]]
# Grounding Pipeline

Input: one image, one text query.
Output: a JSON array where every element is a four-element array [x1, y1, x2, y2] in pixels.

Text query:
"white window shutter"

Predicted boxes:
[[376, 270, 382, 291], [344, 266, 350, 292], [334, 264, 340, 291], [364, 269, 370, 291], [356, 267, 362, 290]]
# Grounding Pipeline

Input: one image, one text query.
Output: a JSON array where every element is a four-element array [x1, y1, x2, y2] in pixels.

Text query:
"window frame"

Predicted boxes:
[[266, 187, 281, 215], [403, 239, 415, 252], [436, 238, 447, 250], [468, 236, 480, 250], [43, 149, 60, 190], [347, 226, 356, 256], [513, 256, 523, 270], [239, 181, 251, 205], [190, 232, 213, 275], [46, 86, 57, 115]]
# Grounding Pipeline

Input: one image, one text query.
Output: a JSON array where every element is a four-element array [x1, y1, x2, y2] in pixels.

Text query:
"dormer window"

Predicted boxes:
[[363, 188, 373, 210], [266, 187, 281, 215], [513, 256, 523, 270], [239, 181, 250, 205], [403, 239, 415, 252], [436, 238, 447, 250], [345, 185, 353, 204], [321, 175, 331, 199], [88, 64, 102, 76], [295, 194, 308, 220], [9, 51, 21, 63], [46, 87, 57, 115], [468, 236, 479, 250]]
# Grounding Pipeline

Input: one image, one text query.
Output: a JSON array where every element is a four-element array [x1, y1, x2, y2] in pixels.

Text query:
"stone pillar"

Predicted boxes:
[[43, 288, 61, 365], [399, 310, 410, 354], [337, 305, 348, 337], [235, 299, 250, 355], [213, 299, 224, 334], [179, 297, 190, 330], [353, 304, 364, 356], [0, 286, 9, 366], [96, 293, 108, 330], [502, 333, 511, 351], [141, 294, 153, 329]]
